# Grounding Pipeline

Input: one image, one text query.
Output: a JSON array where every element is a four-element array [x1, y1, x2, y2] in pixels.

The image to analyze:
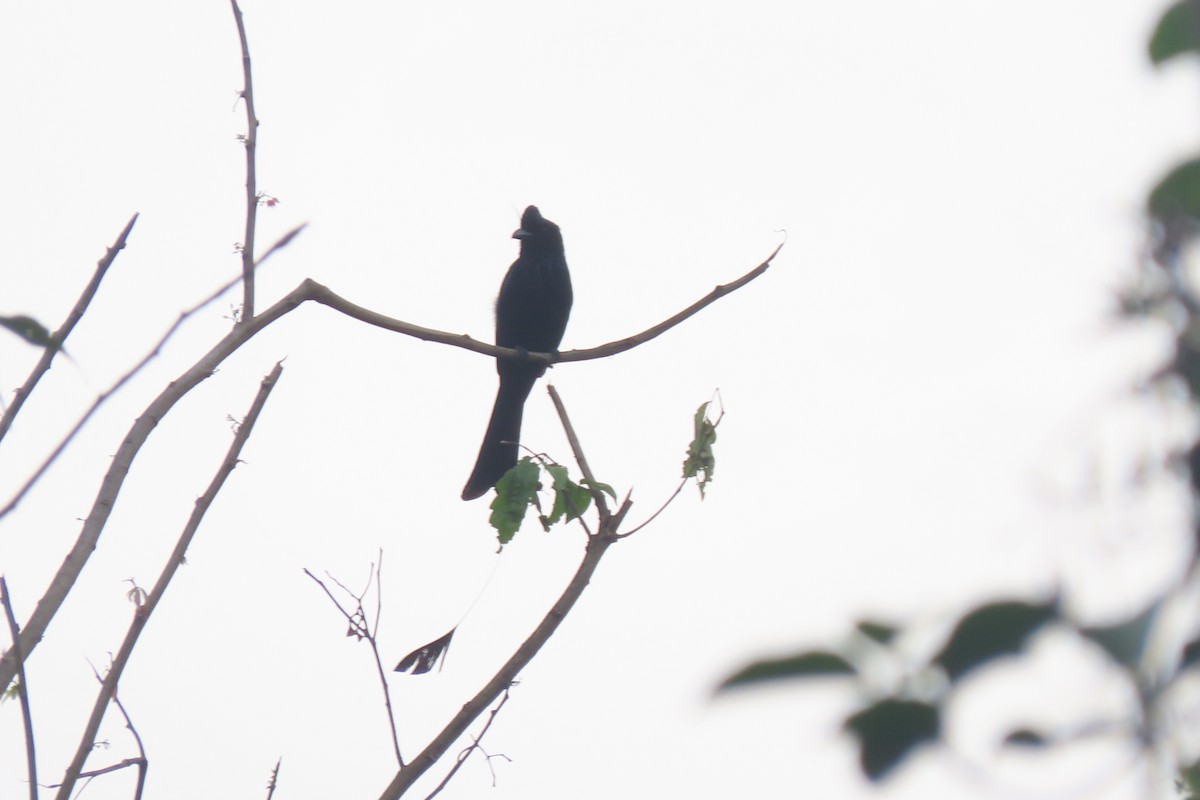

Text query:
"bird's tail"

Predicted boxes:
[[461, 373, 537, 500]]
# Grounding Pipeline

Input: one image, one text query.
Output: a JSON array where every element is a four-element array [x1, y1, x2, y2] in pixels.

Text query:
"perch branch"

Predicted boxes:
[[54, 363, 283, 800], [0, 214, 138, 445], [306, 237, 780, 364], [557, 238, 782, 362]]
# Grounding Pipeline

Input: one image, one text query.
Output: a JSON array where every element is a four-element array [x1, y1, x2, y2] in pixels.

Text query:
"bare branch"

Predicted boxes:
[[54, 363, 284, 800], [0, 214, 138, 445], [230, 0, 260, 320], [0, 225, 304, 522], [0, 577, 38, 800]]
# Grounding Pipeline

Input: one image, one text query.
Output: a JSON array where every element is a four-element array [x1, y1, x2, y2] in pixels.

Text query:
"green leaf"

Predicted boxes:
[[1149, 0, 1200, 65], [682, 401, 719, 497], [717, 651, 855, 691], [1149, 158, 1200, 222], [932, 599, 1058, 682], [488, 458, 541, 544], [844, 699, 940, 781], [581, 478, 617, 500], [544, 463, 592, 525], [1080, 601, 1160, 670], [856, 620, 899, 645], [0, 314, 58, 349]]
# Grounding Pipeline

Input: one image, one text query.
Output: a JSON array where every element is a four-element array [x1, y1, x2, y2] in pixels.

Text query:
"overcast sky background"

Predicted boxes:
[[0, 1, 1194, 798]]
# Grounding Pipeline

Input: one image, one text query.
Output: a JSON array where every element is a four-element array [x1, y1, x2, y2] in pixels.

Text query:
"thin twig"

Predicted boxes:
[[230, 0, 260, 321], [304, 561, 405, 767], [81, 660, 148, 800], [0, 214, 138, 445], [0, 224, 303, 522], [110, 693, 147, 799], [0, 577, 38, 800], [367, 553, 404, 765], [50, 757, 143, 785], [424, 687, 513, 799], [619, 479, 686, 538], [53, 363, 284, 800]]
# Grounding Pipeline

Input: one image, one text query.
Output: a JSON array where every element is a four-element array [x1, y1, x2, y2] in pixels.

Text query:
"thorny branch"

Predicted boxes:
[[264, 758, 282, 800]]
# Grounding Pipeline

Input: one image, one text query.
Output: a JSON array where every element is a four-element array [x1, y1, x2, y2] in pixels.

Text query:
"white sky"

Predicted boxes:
[[0, 1, 1194, 798]]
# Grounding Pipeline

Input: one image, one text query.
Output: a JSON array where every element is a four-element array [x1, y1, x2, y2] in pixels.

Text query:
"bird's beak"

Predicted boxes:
[[512, 228, 530, 240]]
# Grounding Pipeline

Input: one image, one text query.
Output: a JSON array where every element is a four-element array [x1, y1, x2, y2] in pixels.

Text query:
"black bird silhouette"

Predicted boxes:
[[461, 206, 573, 500]]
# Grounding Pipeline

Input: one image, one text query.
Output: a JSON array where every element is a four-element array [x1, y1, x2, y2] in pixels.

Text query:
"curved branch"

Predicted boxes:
[[559, 238, 782, 362], [310, 238, 782, 364]]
